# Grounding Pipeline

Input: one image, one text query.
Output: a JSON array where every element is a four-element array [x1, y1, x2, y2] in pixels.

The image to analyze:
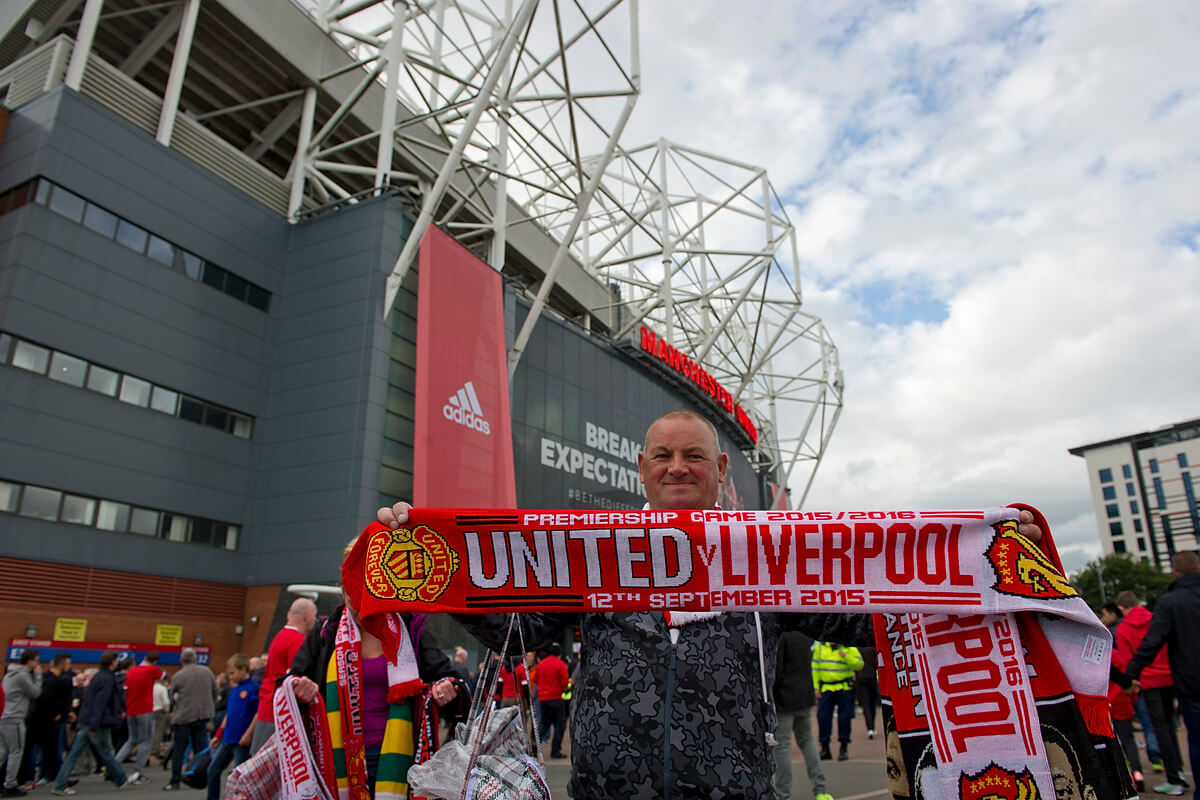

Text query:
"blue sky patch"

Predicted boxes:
[[1163, 222, 1200, 252], [851, 278, 950, 326]]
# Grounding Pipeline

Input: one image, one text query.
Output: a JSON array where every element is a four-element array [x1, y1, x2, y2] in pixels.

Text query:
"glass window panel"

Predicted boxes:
[[19, 485, 61, 520], [0, 480, 18, 513], [146, 235, 174, 266], [1109, 521, 1123, 537], [379, 465, 410, 498], [1134, 518, 1144, 533], [384, 412, 411, 442], [0, 332, 12, 363], [224, 525, 239, 551], [1150, 458, 1159, 474], [96, 500, 130, 532], [150, 386, 178, 415], [246, 284, 270, 311], [48, 351, 88, 388], [12, 340, 50, 374], [1126, 481, 1136, 496], [179, 396, 204, 424], [1122, 464, 1133, 479], [129, 508, 159, 536], [115, 219, 149, 253], [203, 406, 229, 431], [118, 375, 152, 407], [181, 251, 203, 280], [1098, 468, 1113, 483], [47, 185, 86, 222], [1113, 540, 1127, 554], [60, 494, 96, 525], [223, 272, 248, 302], [189, 518, 214, 546], [161, 514, 187, 542], [231, 415, 253, 439], [381, 438, 413, 470], [1181, 453, 1190, 468], [86, 365, 120, 397], [1102, 486, 1116, 501], [34, 178, 50, 205], [201, 262, 226, 290], [1105, 503, 1119, 518], [82, 204, 119, 238]]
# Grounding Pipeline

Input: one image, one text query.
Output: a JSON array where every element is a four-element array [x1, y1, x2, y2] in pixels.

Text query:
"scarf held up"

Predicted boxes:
[[342, 505, 1135, 800]]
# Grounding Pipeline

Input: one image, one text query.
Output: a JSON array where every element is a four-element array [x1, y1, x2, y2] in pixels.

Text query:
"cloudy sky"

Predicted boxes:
[[623, 0, 1200, 572]]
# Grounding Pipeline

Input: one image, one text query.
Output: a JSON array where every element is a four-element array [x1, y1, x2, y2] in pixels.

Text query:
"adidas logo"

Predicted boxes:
[[442, 381, 491, 435]]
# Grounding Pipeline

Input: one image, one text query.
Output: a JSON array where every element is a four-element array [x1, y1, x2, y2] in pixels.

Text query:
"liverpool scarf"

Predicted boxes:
[[342, 505, 1136, 800]]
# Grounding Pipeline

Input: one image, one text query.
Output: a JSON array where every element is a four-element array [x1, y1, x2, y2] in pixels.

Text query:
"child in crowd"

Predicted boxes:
[[205, 654, 257, 800]]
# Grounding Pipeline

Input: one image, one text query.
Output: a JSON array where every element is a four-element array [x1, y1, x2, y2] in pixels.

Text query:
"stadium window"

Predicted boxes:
[[1113, 540, 1127, 554], [47, 184, 85, 223], [95, 500, 130, 532], [129, 508, 160, 537], [19, 485, 61, 520], [1123, 464, 1132, 479], [201, 262, 227, 291], [1153, 477, 1165, 509], [1150, 458, 1159, 474], [119, 375, 152, 407], [1181, 453, 1190, 468], [146, 235, 175, 266], [150, 386, 179, 415], [48, 351, 88, 388], [82, 203, 119, 238], [0, 480, 18, 513], [1137, 537, 1146, 551], [1106, 503, 1120, 518], [12, 340, 50, 374], [1130, 500, 1139, 514], [1134, 518, 1144, 533], [1126, 481, 1136, 496], [1109, 521, 1123, 537], [1102, 486, 1116, 501], [1098, 468, 1113, 483], [114, 219, 149, 253], [86, 364, 120, 397], [60, 494, 96, 526]]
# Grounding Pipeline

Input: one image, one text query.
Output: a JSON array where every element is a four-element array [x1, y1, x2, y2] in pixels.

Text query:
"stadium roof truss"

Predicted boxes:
[[0, 0, 842, 507]]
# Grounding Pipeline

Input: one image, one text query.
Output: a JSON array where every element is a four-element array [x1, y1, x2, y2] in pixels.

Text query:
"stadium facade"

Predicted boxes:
[[0, 0, 842, 666]]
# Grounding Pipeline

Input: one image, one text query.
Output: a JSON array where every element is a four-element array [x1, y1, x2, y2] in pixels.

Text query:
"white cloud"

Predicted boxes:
[[628, 0, 1200, 572]]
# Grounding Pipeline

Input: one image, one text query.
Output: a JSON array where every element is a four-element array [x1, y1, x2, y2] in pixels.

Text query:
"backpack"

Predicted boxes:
[[182, 746, 212, 789]]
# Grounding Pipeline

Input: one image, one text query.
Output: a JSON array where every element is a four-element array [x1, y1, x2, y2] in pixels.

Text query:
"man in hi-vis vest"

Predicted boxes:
[[813, 640, 864, 762]]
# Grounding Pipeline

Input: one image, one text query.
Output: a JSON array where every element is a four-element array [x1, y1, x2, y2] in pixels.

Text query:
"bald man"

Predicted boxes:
[[249, 597, 317, 754]]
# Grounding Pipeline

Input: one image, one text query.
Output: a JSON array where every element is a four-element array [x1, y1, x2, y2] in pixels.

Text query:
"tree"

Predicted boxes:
[[1070, 553, 1174, 612]]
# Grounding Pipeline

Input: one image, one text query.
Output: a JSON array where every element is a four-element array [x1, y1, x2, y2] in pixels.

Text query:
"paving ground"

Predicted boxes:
[[26, 712, 1190, 800]]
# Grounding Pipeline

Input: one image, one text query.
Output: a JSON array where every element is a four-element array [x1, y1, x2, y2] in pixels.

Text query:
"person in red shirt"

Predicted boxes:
[[533, 643, 570, 759], [1114, 590, 1185, 794], [113, 652, 162, 783], [249, 597, 317, 754]]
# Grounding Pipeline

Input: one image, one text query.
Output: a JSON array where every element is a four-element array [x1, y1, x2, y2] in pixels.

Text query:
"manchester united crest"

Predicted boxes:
[[985, 520, 1077, 600], [959, 763, 1041, 800], [363, 525, 459, 603]]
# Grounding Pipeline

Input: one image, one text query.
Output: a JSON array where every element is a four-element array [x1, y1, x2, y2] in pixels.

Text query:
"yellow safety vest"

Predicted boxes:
[[811, 641, 864, 692]]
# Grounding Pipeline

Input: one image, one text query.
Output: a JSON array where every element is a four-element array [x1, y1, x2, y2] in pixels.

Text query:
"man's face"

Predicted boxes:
[[27, 656, 40, 671], [638, 416, 728, 510]]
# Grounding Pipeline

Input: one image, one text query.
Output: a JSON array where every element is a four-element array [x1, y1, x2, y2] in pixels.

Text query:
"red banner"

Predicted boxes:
[[412, 226, 516, 507]]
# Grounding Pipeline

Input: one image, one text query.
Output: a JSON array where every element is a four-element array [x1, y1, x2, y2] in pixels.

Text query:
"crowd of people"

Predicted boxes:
[[1, 408, 1197, 800]]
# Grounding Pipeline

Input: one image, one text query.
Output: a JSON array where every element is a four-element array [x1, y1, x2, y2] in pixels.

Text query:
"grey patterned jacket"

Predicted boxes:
[[457, 610, 872, 799]]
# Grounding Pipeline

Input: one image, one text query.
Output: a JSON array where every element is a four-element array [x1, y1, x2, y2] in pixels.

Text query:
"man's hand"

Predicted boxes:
[[293, 676, 320, 704], [1017, 509, 1042, 545], [210, 736, 220, 751], [378, 502, 413, 530]]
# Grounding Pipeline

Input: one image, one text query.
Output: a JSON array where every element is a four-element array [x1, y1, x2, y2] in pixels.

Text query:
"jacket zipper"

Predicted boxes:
[[664, 627, 680, 800]]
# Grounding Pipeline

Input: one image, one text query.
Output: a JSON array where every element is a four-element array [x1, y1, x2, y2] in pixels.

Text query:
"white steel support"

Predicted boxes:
[[155, 0, 201, 146], [382, 0, 538, 317], [63, 0, 104, 90], [508, 82, 640, 377], [289, 87, 318, 218], [374, 1, 404, 189]]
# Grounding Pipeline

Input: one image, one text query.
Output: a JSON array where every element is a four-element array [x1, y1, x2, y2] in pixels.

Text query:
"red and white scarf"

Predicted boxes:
[[342, 505, 1135, 800]]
